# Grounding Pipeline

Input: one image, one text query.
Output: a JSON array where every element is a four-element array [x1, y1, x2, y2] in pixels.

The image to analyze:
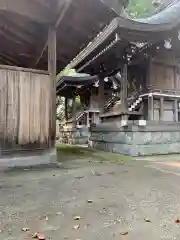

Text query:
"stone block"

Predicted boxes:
[[90, 122, 180, 156]]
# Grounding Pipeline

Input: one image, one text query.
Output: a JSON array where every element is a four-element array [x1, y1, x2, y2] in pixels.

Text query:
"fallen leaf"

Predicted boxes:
[[56, 212, 62, 215], [120, 231, 128, 236], [32, 232, 39, 238], [37, 233, 46, 240], [74, 216, 81, 220], [22, 227, 30, 232], [84, 223, 90, 230], [73, 224, 80, 230], [144, 217, 151, 222], [175, 219, 180, 223]]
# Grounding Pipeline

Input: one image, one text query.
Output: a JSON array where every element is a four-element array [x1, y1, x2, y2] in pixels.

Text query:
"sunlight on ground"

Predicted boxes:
[[56, 144, 132, 163]]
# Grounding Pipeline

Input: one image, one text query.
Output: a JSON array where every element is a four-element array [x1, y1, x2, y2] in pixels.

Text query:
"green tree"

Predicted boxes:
[[56, 96, 65, 122], [126, 0, 155, 18]]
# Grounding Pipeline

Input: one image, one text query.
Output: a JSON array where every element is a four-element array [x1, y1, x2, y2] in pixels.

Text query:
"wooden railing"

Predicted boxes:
[[147, 87, 180, 95]]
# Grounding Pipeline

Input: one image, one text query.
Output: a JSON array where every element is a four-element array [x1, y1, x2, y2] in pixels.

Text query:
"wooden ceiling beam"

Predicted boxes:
[[35, 0, 72, 67], [0, 52, 22, 65], [0, 35, 35, 58], [0, 56, 15, 65], [0, 21, 34, 45], [0, 0, 56, 24], [0, 28, 34, 48], [0, 14, 36, 44], [33, 0, 55, 11]]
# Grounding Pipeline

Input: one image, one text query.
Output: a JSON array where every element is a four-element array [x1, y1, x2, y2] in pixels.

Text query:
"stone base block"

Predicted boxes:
[[59, 126, 89, 145], [0, 148, 57, 168], [90, 121, 180, 156]]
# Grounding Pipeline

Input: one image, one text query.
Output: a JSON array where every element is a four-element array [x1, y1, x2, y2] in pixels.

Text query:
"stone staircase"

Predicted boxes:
[[105, 90, 143, 113], [67, 106, 87, 124], [128, 95, 143, 111]]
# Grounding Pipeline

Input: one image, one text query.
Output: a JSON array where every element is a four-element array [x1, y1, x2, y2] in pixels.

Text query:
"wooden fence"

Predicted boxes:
[[0, 65, 53, 154]]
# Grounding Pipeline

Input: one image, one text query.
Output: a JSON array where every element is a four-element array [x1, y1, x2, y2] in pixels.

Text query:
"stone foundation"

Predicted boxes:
[[59, 126, 89, 145], [0, 148, 57, 168], [90, 121, 180, 156]]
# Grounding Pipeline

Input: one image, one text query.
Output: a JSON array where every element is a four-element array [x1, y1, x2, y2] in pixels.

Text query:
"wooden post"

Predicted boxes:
[[160, 97, 164, 121], [98, 77, 104, 114], [148, 94, 154, 120], [86, 111, 90, 127], [121, 64, 128, 112], [48, 27, 56, 147], [72, 96, 76, 125], [146, 57, 152, 90], [65, 97, 68, 121], [174, 67, 178, 89], [146, 57, 154, 121], [174, 99, 178, 122]]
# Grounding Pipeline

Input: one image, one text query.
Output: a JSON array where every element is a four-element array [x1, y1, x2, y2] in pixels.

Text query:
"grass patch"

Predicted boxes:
[[56, 144, 132, 163]]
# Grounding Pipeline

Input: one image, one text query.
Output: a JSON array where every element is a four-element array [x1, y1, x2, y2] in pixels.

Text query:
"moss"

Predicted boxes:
[[56, 144, 133, 163]]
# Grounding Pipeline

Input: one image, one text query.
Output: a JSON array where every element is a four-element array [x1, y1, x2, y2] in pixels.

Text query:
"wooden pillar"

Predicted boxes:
[[121, 64, 128, 112], [174, 99, 178, 122], [72, 96, 76, 116], [98, 77, 104, 113], [160, 97, 164, 121], [72, 96, 76, 125], [148, 94, 154, 120], [174, 67, 178, 89], [146, 57, 154, 120], [48, 27, 56, 147], [86, 111, 90, 126], [65, 97, 68, 121], [146, 57, 152, 90]]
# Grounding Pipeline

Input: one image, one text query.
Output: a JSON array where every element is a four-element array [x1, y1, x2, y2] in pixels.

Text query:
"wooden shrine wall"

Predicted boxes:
[[0, 65, 53, 154], [128, 65, 145, 96], [151, 52, 180, 90], [151, 63, 175, 89]]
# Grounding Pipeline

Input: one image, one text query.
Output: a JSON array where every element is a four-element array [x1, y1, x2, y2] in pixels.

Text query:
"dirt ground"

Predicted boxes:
[[1, 148, 180, 240]]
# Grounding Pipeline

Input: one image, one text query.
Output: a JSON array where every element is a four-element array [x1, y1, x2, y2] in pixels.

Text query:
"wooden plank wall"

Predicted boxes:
[[151, 63, 175, 89], [176, 69, 180, 89], [151, 51, 180, 90], [0, 67, 51, 152]]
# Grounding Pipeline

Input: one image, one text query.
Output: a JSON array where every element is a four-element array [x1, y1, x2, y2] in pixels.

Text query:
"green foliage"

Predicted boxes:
[[57, 66, 90, 82], [56, 95, 81, 123], [56, 96, 65, 122], [56, 144, 133, 162], [126, 0, 155, 18]]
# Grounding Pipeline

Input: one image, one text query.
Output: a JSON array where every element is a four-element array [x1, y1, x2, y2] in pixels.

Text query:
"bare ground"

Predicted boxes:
[[0, 147, 180, 239]]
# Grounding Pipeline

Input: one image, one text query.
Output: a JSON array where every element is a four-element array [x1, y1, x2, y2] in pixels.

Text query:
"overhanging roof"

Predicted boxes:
[[68, 0, 180, 73], [56, 75, 98, 97], [0, 0, 128, 71]]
